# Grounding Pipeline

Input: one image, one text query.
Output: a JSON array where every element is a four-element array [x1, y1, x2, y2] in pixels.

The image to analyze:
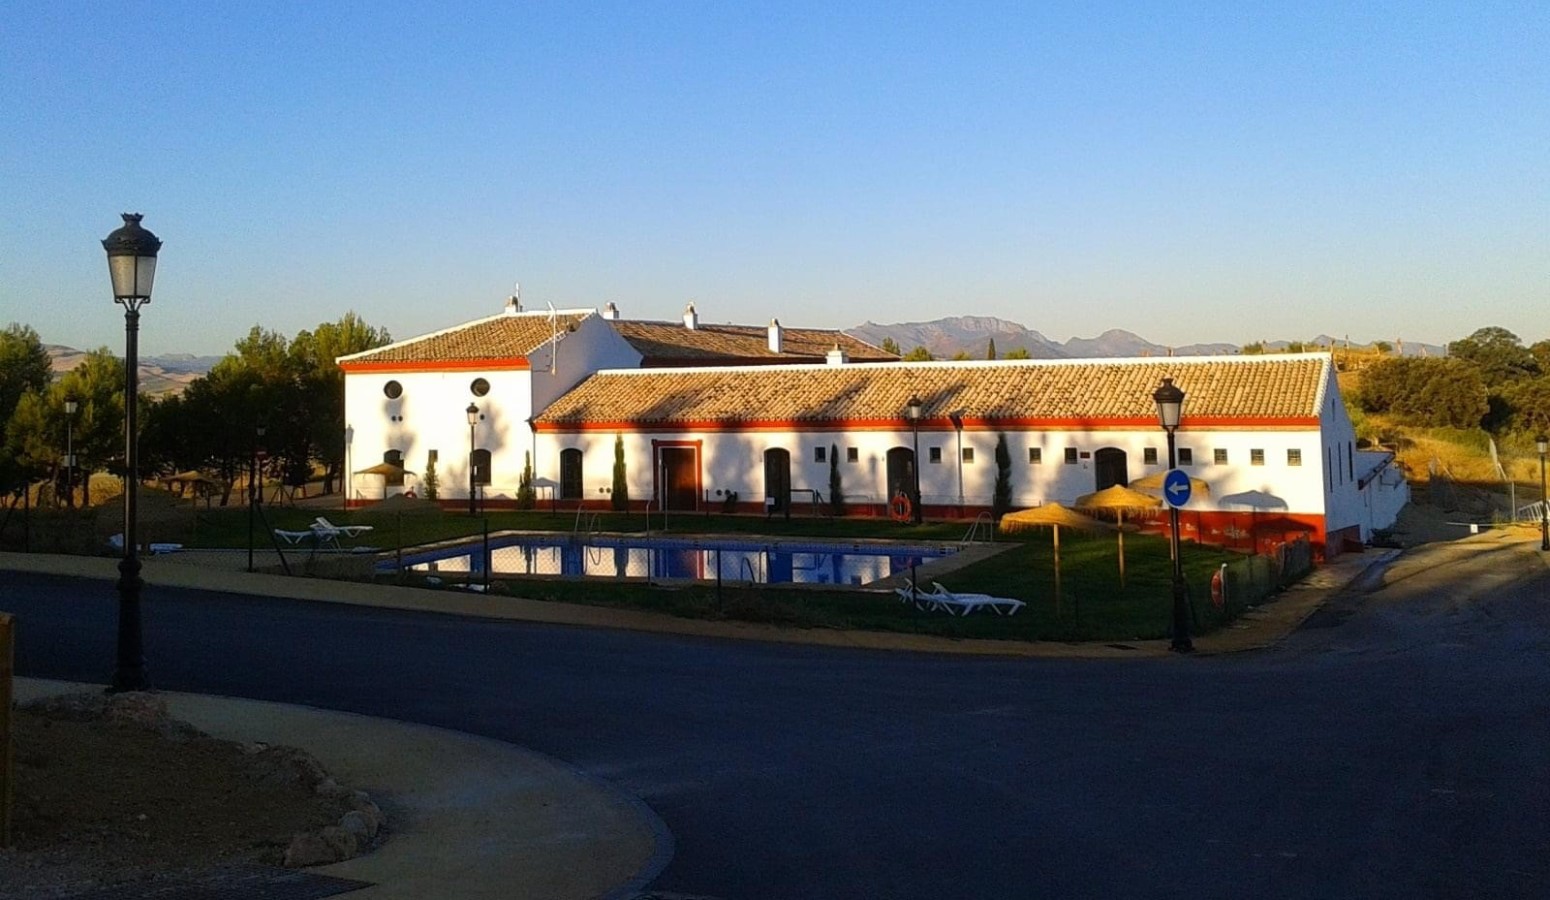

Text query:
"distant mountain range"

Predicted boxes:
[[42, 318, 1449, 396], [848, 317, 1446, 360], [46, 345, 219, 396]]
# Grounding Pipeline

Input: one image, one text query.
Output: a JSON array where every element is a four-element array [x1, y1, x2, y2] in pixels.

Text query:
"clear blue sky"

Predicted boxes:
[[3, 2, 1545, 356]]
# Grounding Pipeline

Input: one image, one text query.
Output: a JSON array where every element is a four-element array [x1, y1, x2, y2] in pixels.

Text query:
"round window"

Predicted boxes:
[[470, 377, 490, 397], [383, 380, 403, 400]]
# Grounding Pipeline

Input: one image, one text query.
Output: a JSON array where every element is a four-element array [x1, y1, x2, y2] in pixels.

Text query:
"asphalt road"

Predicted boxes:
[[5, 538, 1548, 899]]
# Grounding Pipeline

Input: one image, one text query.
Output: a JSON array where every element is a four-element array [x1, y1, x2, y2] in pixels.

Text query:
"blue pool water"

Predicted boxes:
[[385, 535, 957, 586]]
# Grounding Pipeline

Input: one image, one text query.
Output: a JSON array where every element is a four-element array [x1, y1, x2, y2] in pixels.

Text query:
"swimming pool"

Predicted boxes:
[[387, 535, 957, 586]]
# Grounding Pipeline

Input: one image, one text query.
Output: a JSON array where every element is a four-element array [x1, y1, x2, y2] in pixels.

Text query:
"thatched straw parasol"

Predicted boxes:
[[163, 470, 217, 506], [999, 503, 1113, 613], [1130, 471, 1212, 498], [1074, 485, 1164, 586], [353, 461, 416, 500]]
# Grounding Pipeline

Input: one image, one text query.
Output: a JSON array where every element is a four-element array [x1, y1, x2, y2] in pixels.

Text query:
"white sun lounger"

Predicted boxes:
[[313, 517, 374, 538], [273, 528, 315, 546], [930, 582, 1025, 616], [895, 579, 1013, 616], [896, 580, 949, 613]]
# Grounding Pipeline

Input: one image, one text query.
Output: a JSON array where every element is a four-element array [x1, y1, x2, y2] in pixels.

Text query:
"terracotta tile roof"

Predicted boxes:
[[338, 311, 590, 366], [534, 355, 1331, 429], [607, 320, 895, 365]]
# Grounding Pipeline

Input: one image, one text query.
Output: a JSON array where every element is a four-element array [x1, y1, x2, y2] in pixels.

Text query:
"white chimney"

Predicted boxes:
[[826, 344, 848, 365], [683, 302, 699, 330], [768, 318, 784, 353], [602, 301, 619, 321], [504, 283, 521, 315]]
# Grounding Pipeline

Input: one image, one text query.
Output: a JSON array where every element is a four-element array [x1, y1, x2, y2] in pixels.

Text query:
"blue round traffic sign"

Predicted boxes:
[[1162, 469, 1192, 508]]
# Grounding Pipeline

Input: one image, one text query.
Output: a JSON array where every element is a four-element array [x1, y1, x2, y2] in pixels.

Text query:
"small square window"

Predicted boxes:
[[962, 447, 975, 463], [1143, 447, 1158, 466], [1064, 447, 1078, 464], [1214, 448, 1228, 465], [929, 447, 942, 464], [1029, 448, 1042, 464], [814, 446, 826, 463], [847, 447, 859, 463], [1250, 449, 1265, 466], [1288, 449, 1302, 466], [1179, 448, 1194, 466]]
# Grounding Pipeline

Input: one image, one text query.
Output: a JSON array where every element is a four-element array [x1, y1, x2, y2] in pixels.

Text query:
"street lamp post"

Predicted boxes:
[[1537, 434, 1548, 552], [467, 403, 480, 516], [905, 395, 924, 524], [1152, 376, 1194, 654], [63, 396, 78, 509], [103, 213, 161, 692], [247, 424, 266, 573]]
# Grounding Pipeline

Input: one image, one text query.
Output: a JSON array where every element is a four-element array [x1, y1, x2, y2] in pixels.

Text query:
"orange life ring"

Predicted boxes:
[[1210, 568, 1225, 608], [889, 491, 913, 523]]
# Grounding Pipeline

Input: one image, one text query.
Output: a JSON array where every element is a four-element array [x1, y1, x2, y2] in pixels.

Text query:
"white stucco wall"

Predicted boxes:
[[343, 313, 645, 502], [1313, 365, 1368, 536], [535, 425, 1337, 516], [344, 367, 534, 501]]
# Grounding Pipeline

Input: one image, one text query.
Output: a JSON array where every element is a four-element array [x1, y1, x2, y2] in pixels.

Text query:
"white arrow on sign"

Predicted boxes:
[[1162, 469, 1192, 508]]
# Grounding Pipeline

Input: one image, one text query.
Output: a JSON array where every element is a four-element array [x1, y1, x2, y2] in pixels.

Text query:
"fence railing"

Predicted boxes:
[[1218, 536, 1315, 617]]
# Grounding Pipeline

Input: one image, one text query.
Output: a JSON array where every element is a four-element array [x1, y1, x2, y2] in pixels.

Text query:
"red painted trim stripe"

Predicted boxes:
[[340, 358, 531, 373], [535, 415, 1321, 434]]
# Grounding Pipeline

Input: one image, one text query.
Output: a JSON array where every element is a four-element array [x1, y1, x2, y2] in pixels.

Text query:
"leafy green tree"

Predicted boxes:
[[1374, 341, 1392, 354], [1357, 357, 1488, 428], [0, 324, 51, 426], [902, 345, 934, 362], [289, 312, 391, 493], [149, 358, 278, 504], [992, 433, 1012, 520], [1529, 340, 1550, 373], [1003, 347, 1031, 360], [611, 434, 629, 511], [1448, 326, 1539, 386], [986, 338, 997, 360], [828, 443, 845, 516], [951, 350, 971, 361], [0, 323, 58, 499], [5, 348, 126, 504], [517, 451, 536, 510], [880, 337, 901, 355], [1286, 341, 1306, 353], [1502, 377, 1550, 436], [1241, 342, 1266, 355]]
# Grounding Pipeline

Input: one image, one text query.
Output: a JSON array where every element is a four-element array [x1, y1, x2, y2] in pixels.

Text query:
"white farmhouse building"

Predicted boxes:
[[339, 302, 1407, 558]]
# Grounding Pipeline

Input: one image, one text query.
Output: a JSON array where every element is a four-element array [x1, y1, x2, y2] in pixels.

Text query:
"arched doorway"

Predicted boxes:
[[559, 448, 583, 500], [763, 448, 791, 515], [886, 447, 916, 505], [1093, 447, 1128, 491]]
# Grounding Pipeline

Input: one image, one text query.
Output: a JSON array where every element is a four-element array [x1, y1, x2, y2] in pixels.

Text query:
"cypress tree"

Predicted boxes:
[[611, 434, 629, 511]]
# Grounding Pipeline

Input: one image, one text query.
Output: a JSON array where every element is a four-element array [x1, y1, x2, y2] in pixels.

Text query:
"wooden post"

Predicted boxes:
[[1, 612, 14, 847]]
